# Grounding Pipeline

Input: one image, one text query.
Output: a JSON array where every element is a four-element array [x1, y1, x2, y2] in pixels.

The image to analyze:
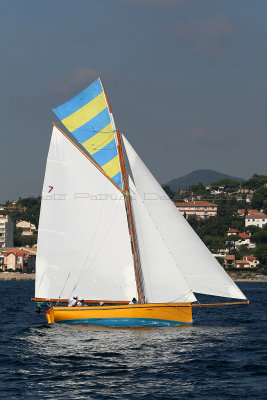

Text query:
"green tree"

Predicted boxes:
[[246, 225, 261, 235], [203, 236, 225, 253], [162, 185, 175, 200], [225, 235, 240, 255], [189, 183, 207, 195], [251, 186, 267, 211], [243, 174, 267, 190], [211, 178, 240, 189], [254, 244, 267, 265], [251, 230, 267, 244]]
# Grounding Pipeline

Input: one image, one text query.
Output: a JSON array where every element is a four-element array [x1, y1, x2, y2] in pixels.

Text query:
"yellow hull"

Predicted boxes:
[[46, 303, 192, 327]]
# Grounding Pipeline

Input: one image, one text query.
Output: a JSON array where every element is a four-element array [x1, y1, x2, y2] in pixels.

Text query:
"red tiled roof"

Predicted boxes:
[[3, 249, 24, 257], [236, 260, 249, 264], [243, 256, 256, 261], [238, 209, 263, 215], [174, 201, 217, 207], [227, 229, 239, 233], [238, 233, 250, 239], [226, 255, 235, 260], [246, 214, 267, 219]]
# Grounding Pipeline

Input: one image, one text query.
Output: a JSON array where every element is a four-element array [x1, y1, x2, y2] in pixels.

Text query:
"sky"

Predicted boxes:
[[0, 0, 266, 202]]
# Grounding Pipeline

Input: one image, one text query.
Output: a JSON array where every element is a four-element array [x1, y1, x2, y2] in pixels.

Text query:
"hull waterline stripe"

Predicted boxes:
[[56, 317, 189, 327]]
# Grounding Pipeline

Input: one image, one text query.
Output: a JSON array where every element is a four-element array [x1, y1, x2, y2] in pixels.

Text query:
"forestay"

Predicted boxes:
[[35, 126, 137, 301], [129, 178, 196, 303], [123, 136, 247, 300]]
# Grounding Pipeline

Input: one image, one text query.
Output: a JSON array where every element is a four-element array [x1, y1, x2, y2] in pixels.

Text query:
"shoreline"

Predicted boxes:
[[0, 272, 266, 283], [0, 273, 35, 281]]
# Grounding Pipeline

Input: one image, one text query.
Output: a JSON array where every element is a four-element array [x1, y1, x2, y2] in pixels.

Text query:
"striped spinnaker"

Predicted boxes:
[[53, 78, 122, 188]]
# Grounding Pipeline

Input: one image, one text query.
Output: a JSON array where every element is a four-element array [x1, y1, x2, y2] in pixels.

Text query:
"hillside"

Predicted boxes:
[[166, 169, 243, 190]]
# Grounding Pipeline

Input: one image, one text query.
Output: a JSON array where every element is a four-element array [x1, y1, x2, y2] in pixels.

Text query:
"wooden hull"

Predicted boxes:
[[46, 303, 192, 327]]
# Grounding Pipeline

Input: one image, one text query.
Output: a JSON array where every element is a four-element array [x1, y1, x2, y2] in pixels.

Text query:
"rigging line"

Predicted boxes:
[[77, 183, 121, 282], [69, 185, 108, 296], [69, 164, 115, 295], [68, 145, 119, 294], [129, 185, 151, 300], [58, 272, 71, 305], [72, 192, 123, 290], [170, 290, 195, 303], [192, 301, 202, 323], [85, 134, 114, 150], [36, 271, 45, 293], [130, 182, 194, 299]]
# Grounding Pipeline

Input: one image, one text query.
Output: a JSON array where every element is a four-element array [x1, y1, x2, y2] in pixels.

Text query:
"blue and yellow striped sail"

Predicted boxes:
[[53, 78, 122, 188]]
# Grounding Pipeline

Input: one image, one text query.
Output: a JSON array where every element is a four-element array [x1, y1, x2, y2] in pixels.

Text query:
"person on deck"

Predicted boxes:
[[129, 297, 137, 305], [68, 296, 78, 307], [77, 299, 84, 307]]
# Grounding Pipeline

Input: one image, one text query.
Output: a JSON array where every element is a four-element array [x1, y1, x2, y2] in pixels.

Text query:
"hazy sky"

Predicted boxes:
[[1, 0, 266, 202]]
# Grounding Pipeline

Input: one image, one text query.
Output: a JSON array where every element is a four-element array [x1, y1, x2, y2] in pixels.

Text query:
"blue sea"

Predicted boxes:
[[0, 281, 266, 399]]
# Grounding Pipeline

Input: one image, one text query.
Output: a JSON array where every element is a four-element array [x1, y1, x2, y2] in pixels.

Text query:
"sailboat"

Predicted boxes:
[[32, 78, 249, 327]]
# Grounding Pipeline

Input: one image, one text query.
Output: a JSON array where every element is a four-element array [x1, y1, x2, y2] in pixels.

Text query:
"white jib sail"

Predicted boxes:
[[123, 136, 247, 300], [35, 126, 137, 301], [129, 177, 196, 303]]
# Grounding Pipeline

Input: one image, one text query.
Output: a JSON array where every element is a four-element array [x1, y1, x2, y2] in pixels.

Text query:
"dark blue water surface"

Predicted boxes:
[[0, 281, 266, 399]]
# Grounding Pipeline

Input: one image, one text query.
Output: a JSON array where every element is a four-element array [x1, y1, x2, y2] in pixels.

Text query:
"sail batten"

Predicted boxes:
[[123, 136, 247, 301], [35, 126, 137, 301]]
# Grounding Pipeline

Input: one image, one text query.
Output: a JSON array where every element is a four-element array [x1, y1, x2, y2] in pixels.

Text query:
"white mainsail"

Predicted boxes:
[[123, 136, 247, 300], [129, 177, 196, 303], [35, 126, 137, 301]]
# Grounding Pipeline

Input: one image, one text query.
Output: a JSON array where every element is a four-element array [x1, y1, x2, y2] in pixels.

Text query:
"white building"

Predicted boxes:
[[0, 215, 14, 248], [16, 220, 36, 236], [245, 214, 267, 228], [174, 201, 218, 219]]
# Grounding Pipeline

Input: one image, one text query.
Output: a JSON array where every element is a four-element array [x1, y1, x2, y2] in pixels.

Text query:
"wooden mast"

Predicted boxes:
[[100, 78, 144, 303], [116, 130, 144, 303]]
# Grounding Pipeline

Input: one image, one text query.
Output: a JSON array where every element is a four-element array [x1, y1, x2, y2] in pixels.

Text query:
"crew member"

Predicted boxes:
[[68, 296, 78, 307]]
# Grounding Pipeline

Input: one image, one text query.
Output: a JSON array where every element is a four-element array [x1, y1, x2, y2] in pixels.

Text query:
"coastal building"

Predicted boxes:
[[237, 232, 254, 248], [236, 195, 244, 201], [0, 215, 14, 248], [0, 247, 36, 272], [174, 201, 218, 219], [16, 220, 36, 236], [237, 209, 263, 217], [235, 260, 250, 268], [243, 255, 260, 268], [224, 254, 259, 269], [245, 214, 267, 228], [2, 249, 25, 271], [225, 255, 235, 268], [226, 229, 254, 248], [237, 188, 254, 194], [246, 194, 253, 203], [227, 229, 239, 236]]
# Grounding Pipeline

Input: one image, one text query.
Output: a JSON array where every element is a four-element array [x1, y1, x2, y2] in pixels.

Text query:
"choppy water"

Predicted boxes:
[[0, 281, 266, 399]]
